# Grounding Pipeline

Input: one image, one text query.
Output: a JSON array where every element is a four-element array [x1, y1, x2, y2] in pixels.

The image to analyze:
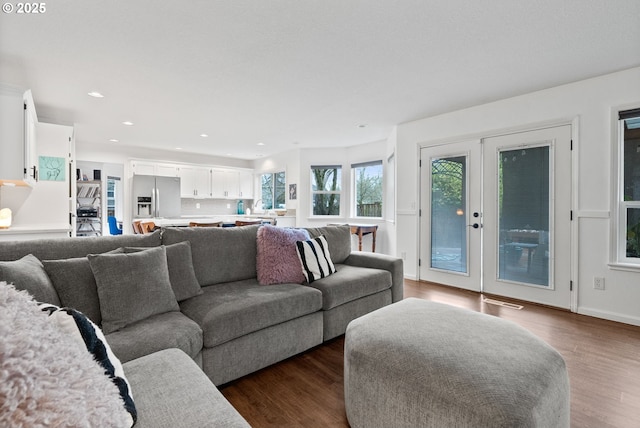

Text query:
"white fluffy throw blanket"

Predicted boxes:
[[0, 281, 131, 427]]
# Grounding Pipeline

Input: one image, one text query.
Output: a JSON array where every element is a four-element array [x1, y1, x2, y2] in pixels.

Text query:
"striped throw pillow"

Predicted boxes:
[[296, 235, 336, 283]]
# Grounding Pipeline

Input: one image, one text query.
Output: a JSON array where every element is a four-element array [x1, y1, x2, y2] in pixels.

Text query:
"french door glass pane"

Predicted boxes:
[[498, 146, 550, 286], [431, 156, 466, 273]]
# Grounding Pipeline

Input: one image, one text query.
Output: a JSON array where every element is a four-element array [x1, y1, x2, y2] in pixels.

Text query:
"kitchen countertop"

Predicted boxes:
[[143, 215, 295, 227]]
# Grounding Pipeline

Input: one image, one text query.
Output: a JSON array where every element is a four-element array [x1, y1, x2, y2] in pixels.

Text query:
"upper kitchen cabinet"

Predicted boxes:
[[212, 169, 239, 199], [238, 170, 254, 199], [211, 168, 254, 199], [131, 160, 180, 177], [0, 87, 38, 186], [131, 160, 156, 176], [156, 163, 180, 177], [179, 166, 211, 198]]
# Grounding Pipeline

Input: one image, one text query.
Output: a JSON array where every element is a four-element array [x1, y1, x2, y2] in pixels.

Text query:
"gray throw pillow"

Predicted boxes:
[[123, 241, 202, 302], [0, 254, 60, 305], [42, 257, 103, 325], [305, 225, 351, 264], [88, 246, 179, 334]]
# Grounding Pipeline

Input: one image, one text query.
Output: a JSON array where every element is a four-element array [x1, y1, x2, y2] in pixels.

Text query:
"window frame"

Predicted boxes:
[[351, 160, 383, 219], [310, 165, 342, 217], [260, 171, 286, 210], [613, 106, 640, 269]]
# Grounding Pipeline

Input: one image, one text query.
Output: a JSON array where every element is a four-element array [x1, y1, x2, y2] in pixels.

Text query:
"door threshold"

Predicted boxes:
[[482, 297, 524, 310]]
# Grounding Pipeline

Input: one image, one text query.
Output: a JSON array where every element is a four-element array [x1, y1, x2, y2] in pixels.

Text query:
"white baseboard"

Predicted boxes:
[[578, 307, 640, 327]]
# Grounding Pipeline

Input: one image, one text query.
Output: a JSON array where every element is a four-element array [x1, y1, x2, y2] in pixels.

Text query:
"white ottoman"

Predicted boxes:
[[344, 298, 570, 428]]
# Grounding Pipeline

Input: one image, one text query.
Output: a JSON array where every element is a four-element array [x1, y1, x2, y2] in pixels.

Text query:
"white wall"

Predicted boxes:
[[76, 142, 254, 169], [253, 148, 301, 211], [385, 127, 398, 259], [258, 142, 388, 253], [0, 122, 73, 229], [396, 67, 640, 326], [253, 141, 391, 253]]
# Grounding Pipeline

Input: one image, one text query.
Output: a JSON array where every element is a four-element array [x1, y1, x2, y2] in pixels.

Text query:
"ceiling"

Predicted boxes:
[[1, 1, 639, 160]]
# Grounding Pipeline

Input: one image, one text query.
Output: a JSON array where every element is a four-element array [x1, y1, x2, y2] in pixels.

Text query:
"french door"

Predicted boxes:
[[419, 125, 572, 309]]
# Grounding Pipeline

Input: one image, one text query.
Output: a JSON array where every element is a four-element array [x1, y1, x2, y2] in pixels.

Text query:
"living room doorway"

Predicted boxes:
[[419, 125, 573, 309]]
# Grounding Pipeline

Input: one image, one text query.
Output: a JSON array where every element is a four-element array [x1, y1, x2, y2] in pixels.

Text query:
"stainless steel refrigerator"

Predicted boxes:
[[132, 175, 181, 218]]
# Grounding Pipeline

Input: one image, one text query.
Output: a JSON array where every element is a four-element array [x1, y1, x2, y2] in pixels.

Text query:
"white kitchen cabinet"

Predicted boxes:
[[131, 160, 157, 176], [131, 161, 180, 177], [211, 169, 240, 199], [238, 170, 254, 199], [0, 87, 38, 186], [156, 163, 180, 177], [179, 166, 211, 198]]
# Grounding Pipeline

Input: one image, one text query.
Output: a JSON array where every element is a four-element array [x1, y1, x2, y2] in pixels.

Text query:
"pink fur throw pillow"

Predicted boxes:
[[256, 225, 310, 285], [0, 282, 133, 427]]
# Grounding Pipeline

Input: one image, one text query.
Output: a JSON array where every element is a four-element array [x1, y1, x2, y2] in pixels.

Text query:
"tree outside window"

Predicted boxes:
[[353, 161, 383, 218], [260, 171, 286, 210], [311, 165, 341, 216]]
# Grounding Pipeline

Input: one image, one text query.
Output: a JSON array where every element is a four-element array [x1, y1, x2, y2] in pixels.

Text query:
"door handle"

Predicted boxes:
[[468, 223, 481, 229]]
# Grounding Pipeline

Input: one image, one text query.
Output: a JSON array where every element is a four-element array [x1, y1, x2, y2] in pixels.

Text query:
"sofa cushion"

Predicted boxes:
[[162, 225, 259, 286], [256, 225, 309, 285], [105, 311, 203, 363], [39, 303, 136, 426], [180, 278, 323, 348], [305, 225, 351, 263], [88, 246, 179, 334], [307, 264, 392, 310], [123, 241, 203, 302], [296, 235, 336, 283], [42, 257, 102, 325], [123, 349, 250, 428], [0, 254, 60, 305], [0, 282, 133, 428]]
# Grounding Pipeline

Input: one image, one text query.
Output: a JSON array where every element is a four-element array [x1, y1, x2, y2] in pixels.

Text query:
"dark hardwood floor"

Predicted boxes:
[[220, 280, 640, 427]]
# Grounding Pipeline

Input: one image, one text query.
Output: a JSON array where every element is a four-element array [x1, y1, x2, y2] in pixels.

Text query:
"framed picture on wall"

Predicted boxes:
[[289, 184, 297, 200]]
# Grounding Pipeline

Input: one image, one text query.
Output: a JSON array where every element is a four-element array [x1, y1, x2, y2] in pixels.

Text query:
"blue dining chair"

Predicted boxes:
[[108, 216, 123, 235]]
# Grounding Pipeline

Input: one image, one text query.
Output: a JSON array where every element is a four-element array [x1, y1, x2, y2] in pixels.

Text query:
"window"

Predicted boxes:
[[352, 160, 383, 218], [106, 176, 121, 218], [617, 108, 640, 264], [311, 165, 341, 216], [260, 171, 286, 210]]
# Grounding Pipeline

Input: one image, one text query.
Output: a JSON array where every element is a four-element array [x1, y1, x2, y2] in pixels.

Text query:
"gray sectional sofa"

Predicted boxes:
[[0, 224, 403, 426]]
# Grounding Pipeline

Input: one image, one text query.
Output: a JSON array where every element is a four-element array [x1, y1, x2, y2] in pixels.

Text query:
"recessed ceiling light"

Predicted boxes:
[[200, 134, 208, 138], [109, 139, 119, 143], [226, 153, 232, 156], [122, 121, 134, 126], [175, 147, 183, 150], [292, 141, 300, 145], [357, 124, 367, 128], [88, 91, 104, 98], [257, 142, 265, 146]]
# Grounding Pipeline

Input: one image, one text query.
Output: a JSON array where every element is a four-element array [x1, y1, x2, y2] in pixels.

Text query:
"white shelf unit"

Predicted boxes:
[[76, 180, 102, 236]]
